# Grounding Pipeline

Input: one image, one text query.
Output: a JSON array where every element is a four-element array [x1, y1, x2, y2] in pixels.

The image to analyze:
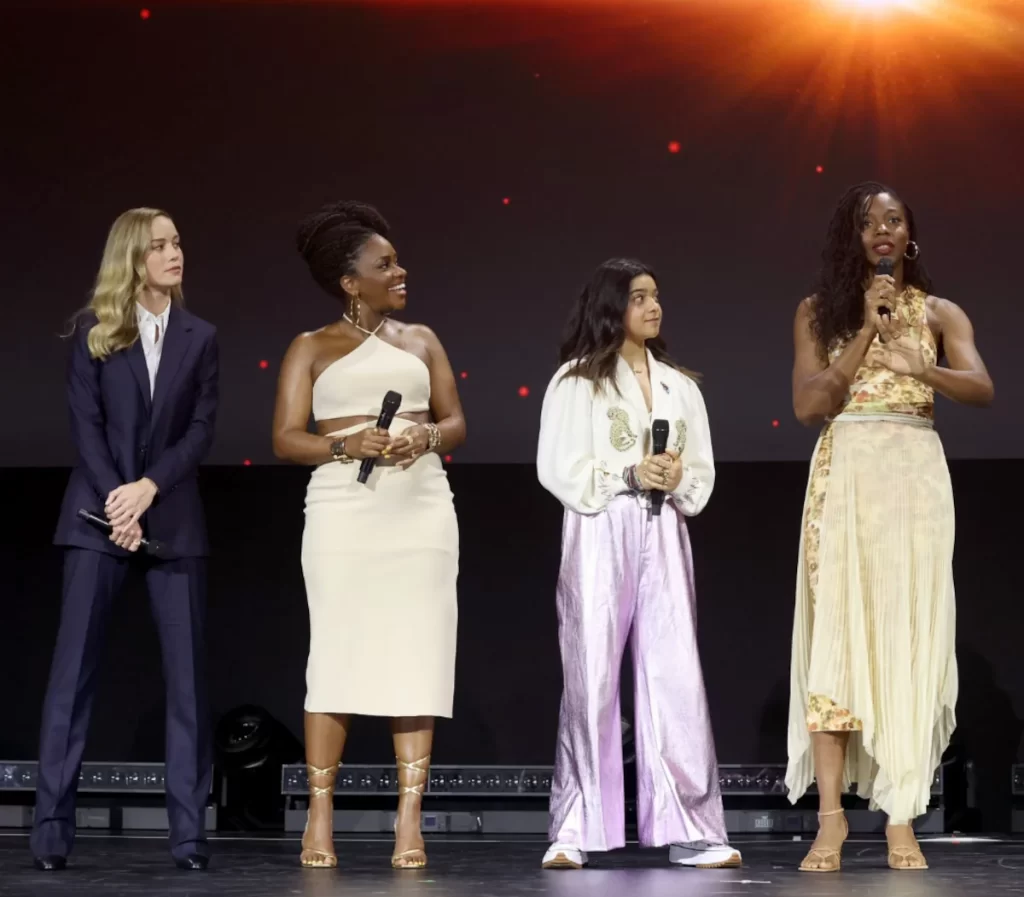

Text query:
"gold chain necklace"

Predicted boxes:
[[343, 314, 386, 337]]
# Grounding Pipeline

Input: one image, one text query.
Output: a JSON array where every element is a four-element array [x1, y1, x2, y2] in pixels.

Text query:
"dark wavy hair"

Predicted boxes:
[[295, 200, 390, 298], [559, 258, 698, 389], [809, 182, 933, 356]]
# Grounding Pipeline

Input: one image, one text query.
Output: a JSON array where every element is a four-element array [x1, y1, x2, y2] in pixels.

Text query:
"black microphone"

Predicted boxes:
[[77, 508, 166, 557], [875, 257, 895, 318], [650, 419, 669, 516], [358, 390, 403, 484]]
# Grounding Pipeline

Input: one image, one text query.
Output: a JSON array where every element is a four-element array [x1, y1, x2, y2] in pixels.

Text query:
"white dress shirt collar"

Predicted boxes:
[[136, 300, 171, 396]]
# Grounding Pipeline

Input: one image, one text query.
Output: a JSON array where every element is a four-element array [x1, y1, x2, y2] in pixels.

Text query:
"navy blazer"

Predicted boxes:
[[53, 306, 219, 559]]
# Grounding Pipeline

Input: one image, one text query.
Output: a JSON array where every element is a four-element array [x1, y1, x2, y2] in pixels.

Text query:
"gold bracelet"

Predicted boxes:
[[329, 437, 354, 464], [424, 423, 442, 451]]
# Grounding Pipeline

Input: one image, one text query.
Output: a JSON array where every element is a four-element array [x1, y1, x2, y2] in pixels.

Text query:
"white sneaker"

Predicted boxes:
[[542, 844, 588, 869], [669, 841, 742, 868]]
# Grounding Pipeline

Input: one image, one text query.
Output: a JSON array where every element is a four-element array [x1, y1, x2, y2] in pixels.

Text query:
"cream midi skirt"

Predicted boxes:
[[302, 421, 459, 717], [786, 414, 957, 823]]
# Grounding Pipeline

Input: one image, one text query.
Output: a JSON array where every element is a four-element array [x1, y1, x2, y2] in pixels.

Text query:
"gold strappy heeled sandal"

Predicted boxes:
[[799, 808, 847, 873], [391, 755, 429, 869], [300, 762, 341, 868], [887, 825, 929, 870]]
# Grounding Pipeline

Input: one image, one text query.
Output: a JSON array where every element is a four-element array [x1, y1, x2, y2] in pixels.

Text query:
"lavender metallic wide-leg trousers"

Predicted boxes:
[[548, 494, 728, 851]]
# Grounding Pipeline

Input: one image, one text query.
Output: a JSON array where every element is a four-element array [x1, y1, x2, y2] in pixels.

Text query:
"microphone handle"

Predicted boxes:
[[651, 487, 666, 515], [357, 412, 398, 484], [76, 509, 165, 556], [650, 438, 669, 517]]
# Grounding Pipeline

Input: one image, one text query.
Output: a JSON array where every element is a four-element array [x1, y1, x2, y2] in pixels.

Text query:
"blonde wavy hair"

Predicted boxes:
[[74, 208, 183, 360]]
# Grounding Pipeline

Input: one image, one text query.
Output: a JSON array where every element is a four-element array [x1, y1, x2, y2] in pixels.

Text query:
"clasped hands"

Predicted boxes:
[[104, 477, 158, 552], [343, 426, 431, 471], [635, 450, 683, 493]]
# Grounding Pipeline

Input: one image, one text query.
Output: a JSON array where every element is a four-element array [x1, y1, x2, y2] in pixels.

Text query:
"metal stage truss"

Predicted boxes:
[[0, 761, 217, 831], [279, 762, 948, 835]]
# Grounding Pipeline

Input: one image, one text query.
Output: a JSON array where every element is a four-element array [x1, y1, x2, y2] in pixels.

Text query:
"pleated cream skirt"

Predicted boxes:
[[301, 421, 459, 717], [785, 413, 957, 823]]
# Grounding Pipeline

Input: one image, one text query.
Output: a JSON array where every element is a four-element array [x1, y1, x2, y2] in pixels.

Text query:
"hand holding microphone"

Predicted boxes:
[[357, 390, 403, 484], [869, 257, 914, 344], [77, 509, 166, 557], [633, 421, 681, 515], [864, 257, 897, 334], [649, 419, 670, 516], [341, 427, 392, 460]]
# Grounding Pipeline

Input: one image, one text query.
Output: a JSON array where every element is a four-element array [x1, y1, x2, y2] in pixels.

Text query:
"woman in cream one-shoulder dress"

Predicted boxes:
[[272, 201, 466, 871]]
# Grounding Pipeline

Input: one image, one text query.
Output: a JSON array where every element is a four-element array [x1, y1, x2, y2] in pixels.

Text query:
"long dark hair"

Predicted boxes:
[[809, 181, 933, 356], [559, 257, 698, 388]]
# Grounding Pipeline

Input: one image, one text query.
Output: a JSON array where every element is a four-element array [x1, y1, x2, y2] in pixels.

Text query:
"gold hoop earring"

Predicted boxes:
[[905, 240, 920, 261]]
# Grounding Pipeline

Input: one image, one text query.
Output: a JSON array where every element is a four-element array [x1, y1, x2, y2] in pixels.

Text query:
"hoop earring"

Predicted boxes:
[[905, 240, 920, 261]]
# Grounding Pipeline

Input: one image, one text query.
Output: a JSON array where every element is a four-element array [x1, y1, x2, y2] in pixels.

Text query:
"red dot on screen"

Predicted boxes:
[[772, 419, 780, 428], [502, 197, 511, 206], [139, 8, 151, 19], [518, 386, 530, 397], [815, 165, 824, 174], [259, 360, 269, 370], [668, 141, 681, 154], [444, 454, 453, 463], [243, 459, 252, 466], [460, 371, 468, 379]]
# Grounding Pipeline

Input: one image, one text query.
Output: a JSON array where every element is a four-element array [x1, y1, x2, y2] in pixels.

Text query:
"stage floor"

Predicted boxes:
[[1, 832, 1023, 896]]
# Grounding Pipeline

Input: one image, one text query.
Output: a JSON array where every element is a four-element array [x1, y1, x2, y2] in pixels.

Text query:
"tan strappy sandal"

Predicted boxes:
[[799, 808, 847, 873], [887, 825, 929, 870], [300, 762, 340, 868], [391, 755, 429, 869]]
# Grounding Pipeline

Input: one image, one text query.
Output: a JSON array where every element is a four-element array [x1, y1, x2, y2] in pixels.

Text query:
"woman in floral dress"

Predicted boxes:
[[785, 183, 994, 872]]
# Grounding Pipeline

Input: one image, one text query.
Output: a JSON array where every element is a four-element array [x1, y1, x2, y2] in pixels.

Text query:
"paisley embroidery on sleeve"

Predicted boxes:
[[674, 419, 687, 455], [607, 407, 637, 451], [682, 476, 701, 508], [595, 460, 626, 500]]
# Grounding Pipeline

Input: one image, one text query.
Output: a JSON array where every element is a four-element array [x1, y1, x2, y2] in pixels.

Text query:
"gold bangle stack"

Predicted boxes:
[[424, 423, 442, 451]]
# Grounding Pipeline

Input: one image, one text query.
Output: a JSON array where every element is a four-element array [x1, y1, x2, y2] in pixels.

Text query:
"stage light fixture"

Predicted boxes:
[[215, 704, 303, 827]]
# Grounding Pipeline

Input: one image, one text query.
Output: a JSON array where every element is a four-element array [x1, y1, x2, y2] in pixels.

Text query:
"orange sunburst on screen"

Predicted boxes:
[[821, 0, 933, 13], [202, 0, 1024, 166]]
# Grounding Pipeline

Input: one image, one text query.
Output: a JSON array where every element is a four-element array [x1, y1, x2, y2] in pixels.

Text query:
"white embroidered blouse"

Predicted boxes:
[[536, 351, 715, 517]]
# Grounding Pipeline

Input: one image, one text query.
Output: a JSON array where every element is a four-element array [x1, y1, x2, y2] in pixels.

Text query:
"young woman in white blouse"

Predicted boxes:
[[536, 258, 740, 871]]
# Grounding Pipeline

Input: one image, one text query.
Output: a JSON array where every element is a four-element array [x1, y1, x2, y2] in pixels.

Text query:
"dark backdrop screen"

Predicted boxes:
[[3, 1, 1021, 465]]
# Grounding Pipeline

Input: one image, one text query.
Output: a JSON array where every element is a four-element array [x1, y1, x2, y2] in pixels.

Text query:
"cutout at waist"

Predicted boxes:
[[316, 411, 430, 438]]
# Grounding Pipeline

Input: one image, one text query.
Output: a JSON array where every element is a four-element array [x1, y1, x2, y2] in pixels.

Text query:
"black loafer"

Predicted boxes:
[[174, 854, 209, 871], [33, 855, 67, 872]]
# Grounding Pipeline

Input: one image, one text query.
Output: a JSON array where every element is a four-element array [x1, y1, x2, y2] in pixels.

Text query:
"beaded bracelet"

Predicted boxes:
[[623, 464, 642, 492]]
